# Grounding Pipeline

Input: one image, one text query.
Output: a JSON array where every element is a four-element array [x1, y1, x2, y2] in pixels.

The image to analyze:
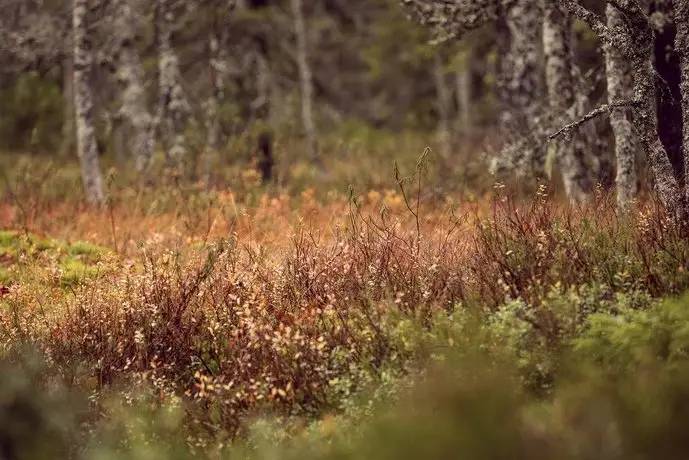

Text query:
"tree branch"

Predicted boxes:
[[547, 99, 641, 142], [400, 0, 501, 42], [559, 0, 612, 46], [606, 0, 647, 24]]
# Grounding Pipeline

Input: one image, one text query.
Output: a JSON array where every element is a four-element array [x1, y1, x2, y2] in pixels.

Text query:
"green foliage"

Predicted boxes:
[[0, 230, 113, 289], [0, 348, 84, 460], [573, 292, 689, 372]]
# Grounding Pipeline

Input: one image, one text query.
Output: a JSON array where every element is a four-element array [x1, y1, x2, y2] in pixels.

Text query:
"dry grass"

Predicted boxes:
[[1, 155, 688, 450]]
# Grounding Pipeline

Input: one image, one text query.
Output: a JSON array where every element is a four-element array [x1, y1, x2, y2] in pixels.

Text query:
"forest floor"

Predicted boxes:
[[1, 152, 689, 460]]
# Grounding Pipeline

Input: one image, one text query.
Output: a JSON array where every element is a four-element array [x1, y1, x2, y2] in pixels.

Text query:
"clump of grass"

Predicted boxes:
[[0, 229, 114, 290]]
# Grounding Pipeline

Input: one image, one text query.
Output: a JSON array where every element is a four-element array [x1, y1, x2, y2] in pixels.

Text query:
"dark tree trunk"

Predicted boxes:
[[651, 0, 685, 188]]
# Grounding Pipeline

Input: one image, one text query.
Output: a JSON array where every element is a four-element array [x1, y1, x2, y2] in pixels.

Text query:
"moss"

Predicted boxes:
[[34, 239, 56, 252], [0, 266, 11, 285], [58, 260, 103, 289], [0, 230, 20, 248], [0, 231, 114, 289], [65, 240, 110, 259]]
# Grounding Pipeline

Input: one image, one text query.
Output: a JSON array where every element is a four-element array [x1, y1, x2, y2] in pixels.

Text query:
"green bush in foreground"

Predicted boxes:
[[235, 292, 689, 460], [4, 292, 689, 459]]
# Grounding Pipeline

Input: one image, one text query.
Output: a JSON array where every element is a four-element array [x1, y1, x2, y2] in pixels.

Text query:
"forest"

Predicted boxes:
[[1, 0, 689, 458]]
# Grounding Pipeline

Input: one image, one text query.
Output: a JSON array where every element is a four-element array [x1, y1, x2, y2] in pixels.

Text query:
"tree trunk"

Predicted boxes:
[[157, 0, 190, 170], [73, 0, 104, 206], [605, 4, 639, 209], [434, 54, 452, 160], [650, 0, 684, 188], [630, 10, 684, 217], [674, 0, 689, 206], [571, 32, 614, 189], [114, 0, 155, 174], [559, 0, 683, 218], [496, 0, 543, 174], [204, 23, 226, 187], [543, 0, 591, 203], [291, 0, 319, 163]]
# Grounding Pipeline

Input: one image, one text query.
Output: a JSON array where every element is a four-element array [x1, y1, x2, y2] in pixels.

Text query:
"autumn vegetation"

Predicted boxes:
[[3, 0, 689, 459], [1, 146, 689, 459]]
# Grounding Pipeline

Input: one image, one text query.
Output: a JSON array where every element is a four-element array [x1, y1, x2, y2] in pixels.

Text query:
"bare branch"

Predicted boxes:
[[547, 99, 641, 142], [606, 0, 647, 24], [399, 0, 505, 42], [559, 0, 612, 45]]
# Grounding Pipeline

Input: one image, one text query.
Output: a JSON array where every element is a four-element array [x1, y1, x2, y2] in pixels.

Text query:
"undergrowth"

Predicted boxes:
[[0, 155, 688, 458]]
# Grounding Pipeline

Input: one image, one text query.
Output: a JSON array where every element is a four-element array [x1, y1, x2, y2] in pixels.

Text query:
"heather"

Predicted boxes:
[[2, 154, 689, 459]]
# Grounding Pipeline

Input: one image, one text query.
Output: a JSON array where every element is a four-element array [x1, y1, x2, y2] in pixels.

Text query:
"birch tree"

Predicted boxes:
[[542, 0, 591, 202], [291, 0, 319, 163], [490, 0, 543, 176], [604, 4, 638, 208], [403, 0, 689, 218], [675, 0, 689, 205], [113, 0, 155, 173], [500, 0, 541, 131], [73, 0, 105, 206], [560, 0, 684, 219], [401, 0, 543, 175], [157, 0, 190, 169], [61, 51, 76, 156], [650, 0, 684, 187], [203, 1, 235, 186]]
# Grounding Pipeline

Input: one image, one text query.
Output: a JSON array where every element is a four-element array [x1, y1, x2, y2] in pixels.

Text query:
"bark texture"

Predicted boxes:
[[400, 0, 506, 41], [499, 0, 543, 174], [158, 0, 190, 169], [675, 0, 689, 205], [561, 0, 683, 219], [542, 0, 591, 203], [502, 0, 541, 125], [629, 5, 684, 217], [73, 0, 105, 206], [650, 0, 684, 188], [204, 22, 228, 186], [291, 0, 318, 162], [605, 3, 638, 208], [113, 0, 155, 173]]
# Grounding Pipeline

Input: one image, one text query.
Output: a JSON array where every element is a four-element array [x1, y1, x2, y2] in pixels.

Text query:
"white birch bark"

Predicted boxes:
[[73, 0, 105, 206], [543, 0, 591, 203], [605, 4, 638, 209], [158, 0, 190, 169], [560, 0, 684, 219], [113, 0, 155, 173], [495, 0, 544, 174]]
